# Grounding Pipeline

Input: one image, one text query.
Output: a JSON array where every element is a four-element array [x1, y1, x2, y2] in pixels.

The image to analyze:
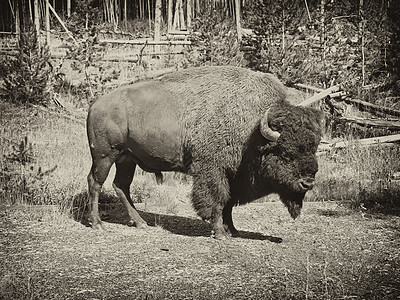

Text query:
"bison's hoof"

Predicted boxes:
[[212, 230, 231, 240], [230, 230, 240, 238], [91, 222, 104, 230], [127, 220, 148, 229], [214, 233, 230, 240], [89, 216, 103, 230], [136, 222, 148, 229], [223, 224, 240, 237]]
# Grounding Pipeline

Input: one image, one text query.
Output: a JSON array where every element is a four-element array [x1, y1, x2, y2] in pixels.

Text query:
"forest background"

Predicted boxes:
[[0, 0, 399, 108]]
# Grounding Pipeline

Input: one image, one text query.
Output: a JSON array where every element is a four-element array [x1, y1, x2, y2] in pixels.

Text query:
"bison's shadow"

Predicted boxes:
[[71, 192, 282, 243], [136, 210, 282, 243]]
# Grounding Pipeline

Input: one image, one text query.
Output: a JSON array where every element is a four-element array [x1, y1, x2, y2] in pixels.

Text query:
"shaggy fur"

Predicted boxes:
[[230, 100, 322, 220], [157, 67, 290, 218], [156, 67, 322, 221], [87, 66, 323, 238]]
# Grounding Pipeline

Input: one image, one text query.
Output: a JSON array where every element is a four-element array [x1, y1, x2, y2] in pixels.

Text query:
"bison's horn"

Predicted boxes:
[[260, 109, 281, 142]]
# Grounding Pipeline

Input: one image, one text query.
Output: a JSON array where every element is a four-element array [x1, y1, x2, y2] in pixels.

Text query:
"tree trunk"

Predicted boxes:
[[173, 0, 181, 30], [45, 0, 50, 44], [359, 0, 365, 87], [195, 0, 199, 17], [167, 0, 173, 32], [34, 0, 40, 37], [235, 0, 241, 41], [187, 0, 192, 30], [282, 7, 285, 53], [124, 0, 127, 30], [304, 0, 311, 22], [321, 0, 326, 86], [147, 0, 151, 34], [28, 0, 33, 21], [15, 0, 20, 36], [154, 0, 161, 40], [67, 0, 71, 17], [179, 0, 185, 29], [114, 0, 119, 30]]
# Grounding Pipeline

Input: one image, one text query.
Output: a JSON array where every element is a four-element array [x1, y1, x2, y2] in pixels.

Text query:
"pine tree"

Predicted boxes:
[[1, 26, 51, 106]]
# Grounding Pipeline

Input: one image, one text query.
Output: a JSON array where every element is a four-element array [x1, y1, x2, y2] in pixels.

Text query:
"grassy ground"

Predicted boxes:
[[1, 98, 400, 299], [1, 202, 399, 299]]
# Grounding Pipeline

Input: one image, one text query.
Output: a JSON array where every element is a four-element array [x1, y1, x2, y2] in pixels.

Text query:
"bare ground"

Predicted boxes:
[[1, 201, 399, 300]]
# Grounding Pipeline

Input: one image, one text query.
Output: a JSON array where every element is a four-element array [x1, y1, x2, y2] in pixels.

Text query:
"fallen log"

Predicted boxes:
[[339, 116, 400, 131], [105, 68, 176, 89], [318, 134, 400, 152], [339, 97, 400, 117], [295, 83, 400, 117], [294, 83, 323, 92], [298, 85, 341, 107], [100, 39, 192, 46]]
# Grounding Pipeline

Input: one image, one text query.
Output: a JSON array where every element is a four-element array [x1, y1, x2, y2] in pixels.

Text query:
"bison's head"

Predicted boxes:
[[259, 102, 323, 219]]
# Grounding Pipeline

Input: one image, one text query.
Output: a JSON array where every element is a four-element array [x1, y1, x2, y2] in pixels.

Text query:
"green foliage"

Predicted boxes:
[[0, 28, 51, 106]]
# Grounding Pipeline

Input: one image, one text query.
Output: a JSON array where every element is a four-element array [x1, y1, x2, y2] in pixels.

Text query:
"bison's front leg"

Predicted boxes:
[[191, 174, 231, 239], [222, 199, 239, 237], [211, 205, 230, 240]]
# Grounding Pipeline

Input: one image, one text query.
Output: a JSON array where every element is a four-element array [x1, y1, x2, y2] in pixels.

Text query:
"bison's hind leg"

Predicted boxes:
[[155, 172, 163, 185], [113, 155, 148, 229], [87, 156, 115, 229]]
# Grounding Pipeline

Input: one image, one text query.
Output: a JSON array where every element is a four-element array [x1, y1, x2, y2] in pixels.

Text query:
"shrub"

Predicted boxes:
[[0, 27, 51, 106], [186, 10, 244, 67], [0, 137, 57, 205]]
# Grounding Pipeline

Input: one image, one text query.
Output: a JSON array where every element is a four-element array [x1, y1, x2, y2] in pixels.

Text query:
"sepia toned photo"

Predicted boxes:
[[1, 0, 399, 299]]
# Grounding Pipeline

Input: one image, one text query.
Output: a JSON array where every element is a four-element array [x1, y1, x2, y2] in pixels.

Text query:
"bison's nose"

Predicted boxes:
[[298, 178, 315, 191]]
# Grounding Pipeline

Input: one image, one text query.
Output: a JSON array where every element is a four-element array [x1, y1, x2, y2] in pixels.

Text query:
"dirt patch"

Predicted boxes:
[[1, 202, 399, 299]]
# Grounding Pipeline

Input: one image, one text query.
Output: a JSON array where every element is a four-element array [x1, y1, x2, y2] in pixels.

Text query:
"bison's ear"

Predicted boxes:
[[260, 109, 281, 142]]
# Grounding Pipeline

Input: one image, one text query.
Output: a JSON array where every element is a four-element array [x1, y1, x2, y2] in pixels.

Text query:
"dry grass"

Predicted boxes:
[[0, 97, 400, 299], [309, 142, 400, 213]]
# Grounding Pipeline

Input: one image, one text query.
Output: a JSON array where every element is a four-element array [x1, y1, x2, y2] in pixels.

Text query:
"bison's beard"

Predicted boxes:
[[278, 190, 305, 219]]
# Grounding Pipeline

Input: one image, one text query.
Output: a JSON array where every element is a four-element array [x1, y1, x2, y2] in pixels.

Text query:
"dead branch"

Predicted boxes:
[[100, 39, 191, 45], [338, 97, 400, 117], [318, 134, 400, 152], [112, 68, 176, 89], [339, 116, 400, 131], [298, 85, 341, 107]]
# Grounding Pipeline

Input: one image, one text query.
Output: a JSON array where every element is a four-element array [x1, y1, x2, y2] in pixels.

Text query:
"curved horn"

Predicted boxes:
[[260, 109, 281, 142]]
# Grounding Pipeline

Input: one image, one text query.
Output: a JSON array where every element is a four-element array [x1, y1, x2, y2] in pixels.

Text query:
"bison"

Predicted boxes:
[[86, 66, 323, 239]]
